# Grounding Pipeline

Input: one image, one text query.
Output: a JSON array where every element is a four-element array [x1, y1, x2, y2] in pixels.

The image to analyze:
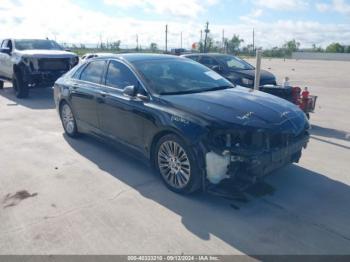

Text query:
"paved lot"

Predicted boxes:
[[0, 59, 350, 255]]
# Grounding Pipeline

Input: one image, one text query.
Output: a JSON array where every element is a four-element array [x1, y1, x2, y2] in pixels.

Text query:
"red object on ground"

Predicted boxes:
[[300, 88, 310, 111]]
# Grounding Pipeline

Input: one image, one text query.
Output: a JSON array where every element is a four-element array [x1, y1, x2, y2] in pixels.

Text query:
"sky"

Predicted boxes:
[[1, 0, 350, 49]]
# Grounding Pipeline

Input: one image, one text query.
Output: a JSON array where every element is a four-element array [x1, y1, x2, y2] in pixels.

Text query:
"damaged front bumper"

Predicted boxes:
[[205, 132, 309, 185]]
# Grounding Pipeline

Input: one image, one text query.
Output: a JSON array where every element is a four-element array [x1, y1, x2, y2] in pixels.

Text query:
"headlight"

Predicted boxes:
[[241, 78, 253, 85]]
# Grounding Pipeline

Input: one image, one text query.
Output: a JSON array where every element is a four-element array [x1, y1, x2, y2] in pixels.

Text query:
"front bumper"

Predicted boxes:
[[205, 133, 309, 184], [24, 71, 68, 87]]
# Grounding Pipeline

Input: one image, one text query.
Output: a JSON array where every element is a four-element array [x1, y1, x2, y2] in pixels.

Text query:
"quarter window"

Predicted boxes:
[[80, 60, 106, 84], [105, 60, 138, 89]]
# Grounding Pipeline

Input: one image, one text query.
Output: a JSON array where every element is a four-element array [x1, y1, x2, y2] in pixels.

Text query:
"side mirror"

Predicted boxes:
[[0, 47, 11, 55], [123, 85, 136, 97]]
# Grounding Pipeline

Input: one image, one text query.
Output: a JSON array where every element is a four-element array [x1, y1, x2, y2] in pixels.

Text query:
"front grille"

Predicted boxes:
[[38, 58, 70, 71], [212, 130, 307, 152]]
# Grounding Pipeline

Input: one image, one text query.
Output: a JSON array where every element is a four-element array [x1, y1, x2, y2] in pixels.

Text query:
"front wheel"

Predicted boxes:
[[155, 134, 201, 194], [60, 102, 79, 137], [13, 71, 29, 98]]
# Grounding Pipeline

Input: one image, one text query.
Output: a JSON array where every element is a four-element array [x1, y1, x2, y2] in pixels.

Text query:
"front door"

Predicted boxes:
[[97, 60, 146, 150]]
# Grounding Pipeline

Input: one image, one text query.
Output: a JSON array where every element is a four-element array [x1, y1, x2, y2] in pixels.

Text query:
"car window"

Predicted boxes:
[[1, 40, 8, 48], [216, 55, 254, 70], [79, 60, 106, 84], [133, 59, 233, 95], [105, 60, 138, 89], [199, 56, 219, 67], [186, 55, 199, 62]]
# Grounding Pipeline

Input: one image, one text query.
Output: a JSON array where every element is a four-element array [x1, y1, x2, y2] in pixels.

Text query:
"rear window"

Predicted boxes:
[[80, 60, 106, 84]]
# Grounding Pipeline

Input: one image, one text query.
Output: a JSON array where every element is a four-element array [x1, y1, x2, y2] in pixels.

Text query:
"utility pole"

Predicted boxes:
[[200, 30, 203, 52], [204, 21, 209, 53], [252, 28, 255, 54], [136, 34, 139, 51], [165, 24, 168, 53], [180, 32, 183, 49], [222, 29, 225, 53]]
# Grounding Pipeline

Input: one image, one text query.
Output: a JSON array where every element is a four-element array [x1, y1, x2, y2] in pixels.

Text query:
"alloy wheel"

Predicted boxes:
[[61, 104, 75, 134], [157, 140, 191, 189]]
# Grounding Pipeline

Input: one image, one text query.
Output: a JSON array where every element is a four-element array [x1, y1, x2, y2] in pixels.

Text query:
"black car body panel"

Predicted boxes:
[[54, 54, 309, 188]]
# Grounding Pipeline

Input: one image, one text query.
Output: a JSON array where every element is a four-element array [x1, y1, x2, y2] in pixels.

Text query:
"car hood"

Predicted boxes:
[[231, 69, 275, 80], [162, 87, 307, 135], [14, 49, 77, 58]]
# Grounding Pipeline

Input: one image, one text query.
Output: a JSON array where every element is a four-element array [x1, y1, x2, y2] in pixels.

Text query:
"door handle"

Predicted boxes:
[[72, 84, 79, 89]]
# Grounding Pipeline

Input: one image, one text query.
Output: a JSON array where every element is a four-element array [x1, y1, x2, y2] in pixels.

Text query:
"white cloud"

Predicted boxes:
[[0, 0, 349, 49], [255, 0, 308, 10], [319, 0, 350, 15], [104, 0, 217, 18]]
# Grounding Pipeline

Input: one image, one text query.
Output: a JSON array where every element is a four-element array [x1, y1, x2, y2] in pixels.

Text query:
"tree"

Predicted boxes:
[[326, 43, 345, 53], [150, 42, 158, 52], [226, 34, 244, 54], [346, 46, 350, 53], [283, 39, 300, 53], [109, 40, 121, 51]]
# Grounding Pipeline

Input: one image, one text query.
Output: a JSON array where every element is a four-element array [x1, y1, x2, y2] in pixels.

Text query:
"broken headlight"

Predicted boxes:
[[212, 129, 266, 151]]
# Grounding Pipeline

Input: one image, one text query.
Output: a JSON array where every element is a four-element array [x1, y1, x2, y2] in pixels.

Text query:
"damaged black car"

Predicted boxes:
[[54, 54, 310, 194]]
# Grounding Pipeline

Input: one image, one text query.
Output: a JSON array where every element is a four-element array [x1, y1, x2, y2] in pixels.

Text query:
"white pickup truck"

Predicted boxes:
[[0, 39, 79, 98]]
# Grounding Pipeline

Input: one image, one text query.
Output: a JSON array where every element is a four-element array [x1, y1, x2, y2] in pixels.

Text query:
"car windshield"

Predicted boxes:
[[14, 39, 63, 51], [133, 59, 234, 95], [217, 55, 255, 70]]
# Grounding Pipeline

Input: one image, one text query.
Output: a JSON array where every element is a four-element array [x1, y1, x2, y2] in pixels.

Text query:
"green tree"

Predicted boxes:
[[110, 40, 121, 51], [326, 42, 345, 53], [150, 42, 158, 52], [283, 39, 300, 53], [346, 46, 350, 53], [226, 34, 244, 54]]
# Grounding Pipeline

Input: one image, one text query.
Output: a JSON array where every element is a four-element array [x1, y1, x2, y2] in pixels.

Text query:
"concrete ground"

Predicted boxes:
[[0, 59, 349, 255]]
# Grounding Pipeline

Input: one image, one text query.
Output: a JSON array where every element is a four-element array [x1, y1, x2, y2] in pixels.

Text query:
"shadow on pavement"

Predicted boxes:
[[64, 134, 350, 255], [0, 85, 55, 110], [311, 125, 350, 142]]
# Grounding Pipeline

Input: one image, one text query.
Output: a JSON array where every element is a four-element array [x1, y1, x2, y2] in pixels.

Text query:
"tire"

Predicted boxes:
[[13, 71, 29, 98], [59, 102, 79, 138], [306, 113, 310, 120], [0, 81, 3, 89], [154, 134, 202, 194]]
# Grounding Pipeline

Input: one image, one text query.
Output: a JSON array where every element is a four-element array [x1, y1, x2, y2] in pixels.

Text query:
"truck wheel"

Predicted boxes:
[[0, 81, 3, 89], [154, 134, 202, 194], [13, 72, 29, 98]]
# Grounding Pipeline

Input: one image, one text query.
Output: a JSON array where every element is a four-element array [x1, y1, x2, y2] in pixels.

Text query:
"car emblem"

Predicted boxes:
[[237, 111, 254, 120]]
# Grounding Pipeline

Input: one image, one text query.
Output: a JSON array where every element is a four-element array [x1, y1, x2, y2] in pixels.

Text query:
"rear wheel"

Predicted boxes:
[[155, 134, 201, 194], [60, 102, 79, 137], [13, 71, 29, 98]]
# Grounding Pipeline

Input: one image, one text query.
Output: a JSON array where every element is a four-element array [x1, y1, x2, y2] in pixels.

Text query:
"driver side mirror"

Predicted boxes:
[[0, 47, 11, 55], [123, 84, 149, 101], [123, 85, 136, 97]]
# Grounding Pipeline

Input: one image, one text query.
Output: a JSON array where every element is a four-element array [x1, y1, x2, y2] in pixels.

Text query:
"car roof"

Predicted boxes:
[[182, 53, 232, 57], [93, 53, 183, 63]]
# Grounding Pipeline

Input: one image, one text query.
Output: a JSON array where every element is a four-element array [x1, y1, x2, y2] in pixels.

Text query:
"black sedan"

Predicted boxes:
[[181, 53, 277, 88], [54, 54, 309, 194]]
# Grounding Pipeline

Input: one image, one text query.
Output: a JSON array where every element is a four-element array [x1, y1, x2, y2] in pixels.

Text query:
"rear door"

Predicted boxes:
[[70, 60, 106, 131]]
